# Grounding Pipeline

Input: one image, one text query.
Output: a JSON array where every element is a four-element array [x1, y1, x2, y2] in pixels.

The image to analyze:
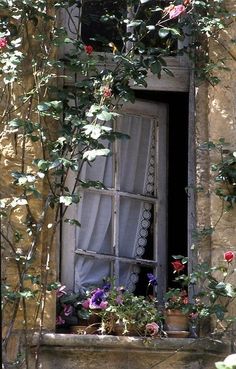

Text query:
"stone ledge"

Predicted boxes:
[[32, 333, 228, 354]]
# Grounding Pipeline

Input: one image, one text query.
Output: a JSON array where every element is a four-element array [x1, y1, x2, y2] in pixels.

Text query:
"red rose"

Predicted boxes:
[[0, 37, 7, 49], [224, 251, 234, 263], [171, 260, 185, 272], [169, 5, 186, 19], [84, 45, 93, 55]]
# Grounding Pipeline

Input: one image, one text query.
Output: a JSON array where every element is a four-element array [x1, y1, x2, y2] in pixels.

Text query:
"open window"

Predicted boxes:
[[61, 100, 168, 296]]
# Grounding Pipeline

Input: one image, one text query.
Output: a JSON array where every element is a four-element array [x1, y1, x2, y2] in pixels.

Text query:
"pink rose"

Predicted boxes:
[[102, 86, 112, 98], [169, 5, 186, 19], [0, 37, 7, 49], [146, 322, 159, 336], [224, 251, 234, 263]]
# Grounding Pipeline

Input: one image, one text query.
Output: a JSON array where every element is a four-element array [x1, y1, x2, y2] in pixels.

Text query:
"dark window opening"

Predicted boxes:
[[81, 0, 178, 53], [135, 90, 189, 290]]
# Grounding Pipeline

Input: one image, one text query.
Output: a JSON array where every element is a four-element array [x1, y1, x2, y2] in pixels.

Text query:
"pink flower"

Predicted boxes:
[[189, 312, 198, 320], [102, 86, 112, 98], [224, 251, 234, 263], [82, 299, 90, 309], [56, 285, 67, 298], [169, 5, 186, 19], [63, 305, 73, 316], [56, 315, 65, 325], [115, 295, 124, 305], [84, 45, 93, 55], [0, 37, 7, 49], [145, 322, 159, 336], [89, 300, 108, 310], [171, 260, 185, 272]]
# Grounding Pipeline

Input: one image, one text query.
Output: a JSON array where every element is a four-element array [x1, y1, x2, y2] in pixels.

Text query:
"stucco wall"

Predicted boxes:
[[195, 0, 236, 330]]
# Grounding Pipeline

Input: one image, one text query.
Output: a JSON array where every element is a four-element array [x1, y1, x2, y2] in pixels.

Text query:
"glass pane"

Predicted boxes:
[[80, 140, 113, 188], [119, 197, 154, 260], [74, 258, 111, 291], [119, 263, 157, 295], [76, 192, 112, 255], [134, 0, 178, 52], [118, 115, 156, 195], [81, 0, 126, 52]]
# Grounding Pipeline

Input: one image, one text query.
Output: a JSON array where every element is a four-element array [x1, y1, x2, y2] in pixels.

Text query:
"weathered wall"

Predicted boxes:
[[195, 0, 236, 339], [0, 5, 58, 364]]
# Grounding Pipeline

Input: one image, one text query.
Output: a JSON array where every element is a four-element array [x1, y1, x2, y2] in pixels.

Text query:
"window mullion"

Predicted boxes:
[[112, 118, 120, 283]]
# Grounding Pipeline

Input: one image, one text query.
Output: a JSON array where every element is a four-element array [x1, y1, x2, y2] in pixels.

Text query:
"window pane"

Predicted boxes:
[[118, 115, 156, 196], [76, 192, 112, 254], [81, 0, 126, 52], [119, 197, 154, 260], [119, 263, 156, 295], [80, 141, 113, 188], [75, 258, 111, 290]]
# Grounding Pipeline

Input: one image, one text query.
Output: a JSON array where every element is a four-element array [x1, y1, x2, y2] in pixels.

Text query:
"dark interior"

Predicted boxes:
[[134, 90, 189, 291]]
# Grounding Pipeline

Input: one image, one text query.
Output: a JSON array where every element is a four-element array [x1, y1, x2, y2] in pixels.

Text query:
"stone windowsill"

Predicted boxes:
[[32, 332, 228, 354]]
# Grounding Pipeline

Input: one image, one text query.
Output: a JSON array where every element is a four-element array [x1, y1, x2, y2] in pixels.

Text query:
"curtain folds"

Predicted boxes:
[[74, 114, 154, 292]]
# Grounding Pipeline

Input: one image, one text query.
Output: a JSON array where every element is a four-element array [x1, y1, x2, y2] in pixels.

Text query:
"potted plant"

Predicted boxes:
[[56, 285, 102, 334], [81, 276, 165, 337], [164, 251, 236, 338]]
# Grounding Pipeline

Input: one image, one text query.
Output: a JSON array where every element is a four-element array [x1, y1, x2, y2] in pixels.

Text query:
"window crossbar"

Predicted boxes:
[[75, 248, 157, 267]]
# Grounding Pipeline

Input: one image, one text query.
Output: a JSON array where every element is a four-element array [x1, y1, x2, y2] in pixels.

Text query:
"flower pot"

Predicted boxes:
[[70, 323, 100, 335], [165, 309, 189, 332]]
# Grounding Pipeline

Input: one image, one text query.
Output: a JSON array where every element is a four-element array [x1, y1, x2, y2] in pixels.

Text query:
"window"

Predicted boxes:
[[63, 0, 183, 56], [61, 100, 168, 296]]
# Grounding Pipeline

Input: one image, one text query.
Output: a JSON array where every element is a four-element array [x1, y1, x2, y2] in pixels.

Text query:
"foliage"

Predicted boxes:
[[167, 253, 236, 335], [215, 354, 236, 369], [56, 277, 164, 337], [201, 139, 236, 209]]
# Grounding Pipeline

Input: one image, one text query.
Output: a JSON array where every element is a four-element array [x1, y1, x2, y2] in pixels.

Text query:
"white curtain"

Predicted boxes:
[[74, 114, 154, 291]]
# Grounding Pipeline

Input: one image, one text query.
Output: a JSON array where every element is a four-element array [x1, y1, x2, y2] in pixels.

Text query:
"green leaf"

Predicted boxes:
[[59, 196, 73, 206], [64, 219, 81, 227], [215, 362, 228, 369], [150, 61, 161, 74], [97, 110, 113, 121], [158, 28, 170, 38], [128, 20, 143, 27], [83, 148, 110, 162]]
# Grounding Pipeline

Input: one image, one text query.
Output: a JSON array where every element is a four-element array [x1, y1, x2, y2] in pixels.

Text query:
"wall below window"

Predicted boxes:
[[30, 334, 229, 369]]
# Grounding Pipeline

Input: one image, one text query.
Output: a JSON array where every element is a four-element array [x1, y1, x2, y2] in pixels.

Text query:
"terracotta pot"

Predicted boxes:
[[165, 309, 189, 332], [70, 323, 100, 335], [113, 321, 141, 336]]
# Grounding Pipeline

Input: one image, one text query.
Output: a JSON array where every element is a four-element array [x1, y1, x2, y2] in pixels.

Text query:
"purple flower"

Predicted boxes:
[[147, 273, 157, 286], [91, 288, 104, 305], [63, 305, 73, 316], [103, 284, 111, 292], [89, 300, 108, 310], [56, 315, 65, 325]]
